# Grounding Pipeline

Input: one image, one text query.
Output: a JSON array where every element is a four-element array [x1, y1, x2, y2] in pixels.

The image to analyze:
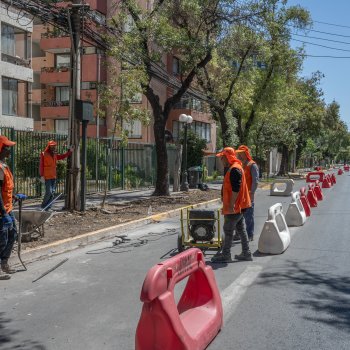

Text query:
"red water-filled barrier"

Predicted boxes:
[[306, 171, 325, 183], [344, 165, 350, 172], [307, 184, 318, 207], [314, 180, 324, 201], [338, 168, 343, 175], [135, 248, 223, 350], [322, 175, 332, 189], [331, 173, 337, 185], [300, 187, 311, 217]]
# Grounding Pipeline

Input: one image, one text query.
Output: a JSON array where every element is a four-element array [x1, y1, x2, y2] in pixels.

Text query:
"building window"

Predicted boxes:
[[173, 120, 211, 142], [55, 54, 70, 68], [172, 120, 181, 140], [81, 82, 97, 90], [173, 57, 180, 75], [123, 119, 142, 138], [55, 119, 69, 134], [1, 23, 29, 65], [191, 121, 211, 142], [2, 77, 17, 116], [55, 86, 70, 102]]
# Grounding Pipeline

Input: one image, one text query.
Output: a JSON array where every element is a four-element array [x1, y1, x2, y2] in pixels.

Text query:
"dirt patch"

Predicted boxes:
[[22, 189, 221, 250]]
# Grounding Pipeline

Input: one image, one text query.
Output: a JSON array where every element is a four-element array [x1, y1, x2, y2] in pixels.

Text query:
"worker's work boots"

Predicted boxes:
[[0, 269, 11, 280], [1, 262, 16, 274], [211, 252, 232, 263]]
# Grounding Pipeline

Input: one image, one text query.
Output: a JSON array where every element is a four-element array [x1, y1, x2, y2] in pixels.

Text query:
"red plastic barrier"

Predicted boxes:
[[307, 184, 318, 207], [300, 187, 311, 217], [331, 173, 337, 184], [135, 248, 223, 350], [338, 168, 343, 175], [344, 165, 350, 172], [322, 175, 332, 189], [314, 180, 324, 201], [306, 171, 325, 183]]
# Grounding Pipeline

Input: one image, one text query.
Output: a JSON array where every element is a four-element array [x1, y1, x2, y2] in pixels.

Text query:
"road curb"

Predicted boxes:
[[11, 198, 221, 266]]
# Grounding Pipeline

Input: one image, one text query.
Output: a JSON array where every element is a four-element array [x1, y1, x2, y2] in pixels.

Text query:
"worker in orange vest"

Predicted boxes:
[[211, 147, 253, 263], [236, 145, 259, 241], [0, 136, 18, 280], [39, 141, 72, 211]]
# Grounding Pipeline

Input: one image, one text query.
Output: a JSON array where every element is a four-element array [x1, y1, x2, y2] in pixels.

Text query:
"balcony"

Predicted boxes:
[[41, 100, 69, 118], [1, 53, 31, 68], [40, 66, 70, 85], [40, 36, 72, 53]]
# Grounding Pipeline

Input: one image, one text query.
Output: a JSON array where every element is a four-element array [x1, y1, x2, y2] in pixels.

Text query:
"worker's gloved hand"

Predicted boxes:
[[1, 214, 13, 230], [15, 193, 27, 201], [40, 176, 45, 184]]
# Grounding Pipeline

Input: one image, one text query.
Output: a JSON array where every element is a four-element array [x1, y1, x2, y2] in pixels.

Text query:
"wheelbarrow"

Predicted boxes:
[[12, 210, 53, 242]]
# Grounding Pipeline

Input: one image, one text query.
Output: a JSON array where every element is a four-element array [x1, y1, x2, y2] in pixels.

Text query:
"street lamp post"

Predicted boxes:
[[179, 114, 193, 192]]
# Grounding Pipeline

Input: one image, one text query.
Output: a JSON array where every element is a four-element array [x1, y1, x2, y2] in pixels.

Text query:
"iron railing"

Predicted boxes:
[[0, 127, 163, 199]]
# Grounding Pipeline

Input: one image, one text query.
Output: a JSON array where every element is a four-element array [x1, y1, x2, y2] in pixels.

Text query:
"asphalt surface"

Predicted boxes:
[[1, 173, 349, 349]]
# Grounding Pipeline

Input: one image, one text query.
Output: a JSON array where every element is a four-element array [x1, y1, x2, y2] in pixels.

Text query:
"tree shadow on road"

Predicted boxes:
[[0, 312, 47, 350], [257, 261, 350, 331]]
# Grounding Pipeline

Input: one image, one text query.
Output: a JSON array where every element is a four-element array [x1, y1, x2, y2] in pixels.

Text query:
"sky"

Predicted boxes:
[[287, 0, 350, 128]]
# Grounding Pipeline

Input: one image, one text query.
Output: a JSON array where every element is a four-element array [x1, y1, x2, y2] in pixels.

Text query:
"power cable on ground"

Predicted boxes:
[[86, 229, 178, 255]]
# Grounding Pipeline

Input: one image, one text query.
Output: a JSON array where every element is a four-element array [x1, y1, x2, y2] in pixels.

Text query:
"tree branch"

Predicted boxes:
[[223, 45, 252, 110], [164, 49, 213, 117]]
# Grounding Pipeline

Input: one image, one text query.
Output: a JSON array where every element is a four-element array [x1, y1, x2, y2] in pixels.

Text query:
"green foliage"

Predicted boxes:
[[181, 130, 207, 168]]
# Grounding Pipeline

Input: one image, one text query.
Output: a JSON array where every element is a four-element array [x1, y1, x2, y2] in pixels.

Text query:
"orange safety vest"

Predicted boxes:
[[222, 162, 251, 215], [244, 160, 256, 193], [0, 162, 14, 213], [42, 151, 57, 180]]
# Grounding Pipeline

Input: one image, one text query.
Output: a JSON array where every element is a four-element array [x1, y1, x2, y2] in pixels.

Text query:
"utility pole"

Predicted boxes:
[[66, 0, 86, 210]]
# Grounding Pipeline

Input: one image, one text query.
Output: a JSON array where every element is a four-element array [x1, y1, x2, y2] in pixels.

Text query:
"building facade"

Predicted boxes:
[[31, 0, 216, 151], [0, 3, 33, 130]]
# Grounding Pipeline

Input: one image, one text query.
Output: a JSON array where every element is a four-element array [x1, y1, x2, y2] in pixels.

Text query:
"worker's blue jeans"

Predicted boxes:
[[42, 179, 56, 210], [243, 203, 255, 239], [0, 212, 17, 262]]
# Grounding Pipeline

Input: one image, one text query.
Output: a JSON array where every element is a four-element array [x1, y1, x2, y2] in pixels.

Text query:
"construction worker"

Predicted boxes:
[[0, 136, 17, 280], [236, 145, 259, 241], [40, 141, 72, 211], [211, 147, 253, 263]]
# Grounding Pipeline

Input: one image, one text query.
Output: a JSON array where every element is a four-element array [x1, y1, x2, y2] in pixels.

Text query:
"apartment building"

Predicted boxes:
[[0, 3, 33, 130], [32, 0, 107, 137], [32, 0, 216, 151]]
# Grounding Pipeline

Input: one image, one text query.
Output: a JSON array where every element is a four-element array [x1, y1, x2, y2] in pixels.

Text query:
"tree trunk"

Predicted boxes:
[[278, 145, 289, 176], [153, 115, 170, 196], [173, 143, 182, 192], [218, 109, 231, 147]]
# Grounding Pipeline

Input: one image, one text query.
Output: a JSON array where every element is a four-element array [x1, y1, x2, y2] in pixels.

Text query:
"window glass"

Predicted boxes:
[[123, 120, 142, 138], [56, 54, 70, 68], [55, 119, 69, 134], [173, 57, 180, 75], [55, 86, 70, 102], [1, 24, 15, 56], [2, 77, 18, 116]]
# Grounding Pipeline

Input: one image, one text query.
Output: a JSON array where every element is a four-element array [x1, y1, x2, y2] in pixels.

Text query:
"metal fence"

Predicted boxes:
[[0, 126, 215, 199], [0, 127, 162, 199]]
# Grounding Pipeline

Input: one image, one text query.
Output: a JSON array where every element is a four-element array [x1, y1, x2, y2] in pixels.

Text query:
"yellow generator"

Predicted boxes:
[[177, 208, 222, 252]]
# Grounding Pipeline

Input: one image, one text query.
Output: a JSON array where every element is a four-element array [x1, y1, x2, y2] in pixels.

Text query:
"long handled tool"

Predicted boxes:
[[17, 197, 27, 271], [41, 193, 63, 212]]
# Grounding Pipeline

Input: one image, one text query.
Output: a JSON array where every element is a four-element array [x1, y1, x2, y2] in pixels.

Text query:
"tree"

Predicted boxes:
[[198, 0, 310, 147], [108, 0, 256, 195]]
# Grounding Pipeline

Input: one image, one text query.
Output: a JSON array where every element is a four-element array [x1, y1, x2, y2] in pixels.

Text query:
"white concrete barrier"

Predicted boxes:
[[270, 179, 294, 196], [285, 191, 306, 227], [258, 203, 291, 255]]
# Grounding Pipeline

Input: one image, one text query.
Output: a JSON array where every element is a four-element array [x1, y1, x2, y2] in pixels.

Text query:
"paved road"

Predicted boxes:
[[1, 174, 349, 349]]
